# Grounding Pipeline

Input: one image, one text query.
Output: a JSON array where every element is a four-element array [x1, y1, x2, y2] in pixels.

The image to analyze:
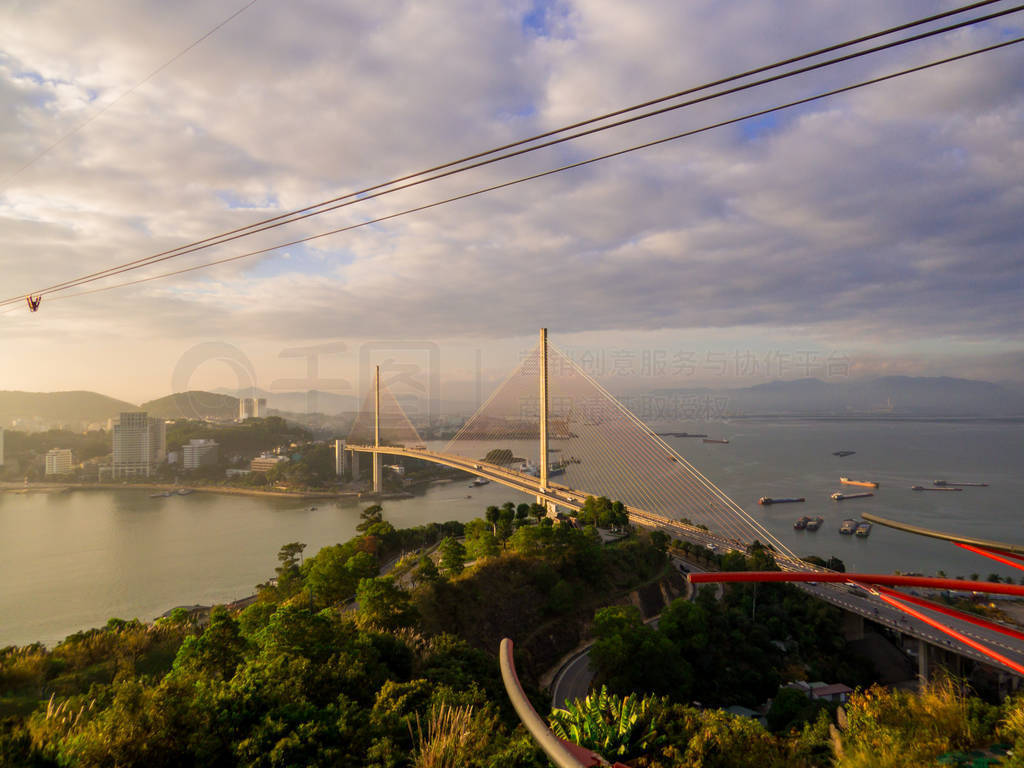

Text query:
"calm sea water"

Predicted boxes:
[[0, 481, 513, 648], [2, 418, 1021, 648]]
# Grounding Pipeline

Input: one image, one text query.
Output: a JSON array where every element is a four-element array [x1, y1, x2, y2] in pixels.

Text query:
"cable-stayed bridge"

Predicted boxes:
[[345, 330, 1024, 682], [347, 328, 797, 562]]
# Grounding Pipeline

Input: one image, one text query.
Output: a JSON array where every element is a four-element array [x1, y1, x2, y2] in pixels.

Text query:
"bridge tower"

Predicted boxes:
[[538, 328, 550, 510], [372, 364, 382, 493]]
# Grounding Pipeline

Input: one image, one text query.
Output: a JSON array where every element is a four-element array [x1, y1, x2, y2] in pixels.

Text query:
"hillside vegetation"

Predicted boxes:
[[2, 502, 1023, 767]]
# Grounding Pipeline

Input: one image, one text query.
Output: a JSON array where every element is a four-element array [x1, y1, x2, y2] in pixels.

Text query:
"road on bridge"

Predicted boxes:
[[352, 444, 1024, 679]]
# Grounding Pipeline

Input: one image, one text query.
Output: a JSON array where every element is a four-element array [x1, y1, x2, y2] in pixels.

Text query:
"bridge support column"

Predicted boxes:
[[373, 365, 382, 494], [842, 611, 865, 641], [349, 450, 360, 480], [918, 638, 930, 685]]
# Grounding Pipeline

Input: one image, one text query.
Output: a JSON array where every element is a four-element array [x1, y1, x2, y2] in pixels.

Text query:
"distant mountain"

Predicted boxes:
[[651, 376, 1024, 417], [0, 390, 138, 428], [140, 391, 239, 421], [212, 387, 361, 415]]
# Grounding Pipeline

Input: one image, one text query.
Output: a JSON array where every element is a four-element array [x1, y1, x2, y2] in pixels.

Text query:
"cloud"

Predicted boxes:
[[0, 0, 1022, 398]]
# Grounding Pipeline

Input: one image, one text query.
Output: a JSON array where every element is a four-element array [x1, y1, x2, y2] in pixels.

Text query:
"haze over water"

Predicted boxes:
[[1, 417, 1021, 648]]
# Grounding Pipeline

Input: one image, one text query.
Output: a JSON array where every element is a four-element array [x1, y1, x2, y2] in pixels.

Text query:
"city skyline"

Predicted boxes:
[[2, 1, 1023, 402]]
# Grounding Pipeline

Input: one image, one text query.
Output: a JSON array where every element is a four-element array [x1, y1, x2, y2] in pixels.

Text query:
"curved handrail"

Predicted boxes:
[[499, 638, 621, 768], [862, 512, 1024, 554]]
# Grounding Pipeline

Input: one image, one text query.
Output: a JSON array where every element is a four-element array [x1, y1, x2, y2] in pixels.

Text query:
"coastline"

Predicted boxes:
[[0, 480, 409, 501]]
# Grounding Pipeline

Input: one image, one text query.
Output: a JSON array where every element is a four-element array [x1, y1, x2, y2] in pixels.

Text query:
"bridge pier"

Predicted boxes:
[[918, 638, 930, 685], [372, 454, 382, 494], [349, 449, 360, 480], [842, 611, 865, 641]]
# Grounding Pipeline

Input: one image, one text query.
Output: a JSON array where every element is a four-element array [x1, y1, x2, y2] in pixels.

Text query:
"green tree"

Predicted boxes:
[[172, 605, 247, 680], [416, 555, 440, 583], [357, 504, 384, 532], [530, 502, 547, 525], [649, 530, 669, 552], [438, 537, 466, 576], [356, 577, 416, 629]]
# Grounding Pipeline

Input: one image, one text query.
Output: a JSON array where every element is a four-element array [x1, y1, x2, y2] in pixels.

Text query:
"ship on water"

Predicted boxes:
[[832, 450, 856, 457], [702, 438, 729, 444], [758, 496, 805, 505], [855, 521, 872, 538], [840, 477, 879, 488], [912, 485, 961, 492], [805, 516, 823, 531], [839, 518, 858, 534], [831, 491, 874, 501], [793, 516, 809, 530], [469, 477, 490, 488], [934, 480, 989, 487]]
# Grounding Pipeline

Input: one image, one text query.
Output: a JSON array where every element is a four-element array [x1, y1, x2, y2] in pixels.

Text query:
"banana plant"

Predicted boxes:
[[548, 685, 663, 759]]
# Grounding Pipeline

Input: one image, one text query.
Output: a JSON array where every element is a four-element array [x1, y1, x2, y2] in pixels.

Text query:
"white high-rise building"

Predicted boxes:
[[112, 412, 166, 479], [45, 448, 73, 475], [182, 439, 219, 469], [239, 397, 267, 420]]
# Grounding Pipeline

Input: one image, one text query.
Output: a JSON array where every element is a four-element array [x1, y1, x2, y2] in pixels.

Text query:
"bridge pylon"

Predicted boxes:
[[372, 365, 382, 493]]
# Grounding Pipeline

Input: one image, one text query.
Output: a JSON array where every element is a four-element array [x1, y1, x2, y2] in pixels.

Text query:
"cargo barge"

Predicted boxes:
[[758, 496, 806, 505], [855, 522, 872, 538], [805, 516, 823, 531], [831, 491, 874, 501], [702, 438, 730, 444], [911, 485, 961, 492], [839, 518, 858, 534], [934, 480, 988, 487], [840, 477, 879, 488]]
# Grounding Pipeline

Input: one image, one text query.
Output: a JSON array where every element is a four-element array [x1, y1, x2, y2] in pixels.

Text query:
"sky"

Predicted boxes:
[[1, 0, 1023, 406]]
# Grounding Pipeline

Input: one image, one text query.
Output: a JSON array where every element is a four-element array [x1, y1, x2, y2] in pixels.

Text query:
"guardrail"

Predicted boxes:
[[499, 638, 628, 768]]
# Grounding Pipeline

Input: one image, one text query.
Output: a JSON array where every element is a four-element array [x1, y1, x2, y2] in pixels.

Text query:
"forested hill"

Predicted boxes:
[[140, 391, 239, 420], [0, 390, 136, 425]]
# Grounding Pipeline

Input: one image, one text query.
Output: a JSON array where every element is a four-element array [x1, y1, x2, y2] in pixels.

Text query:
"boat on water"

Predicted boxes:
[[469, 477, 491, 488], [840, 477, 879, 488], [934, 480, 988, 487], [912, 485, 962, 492], [519, 461, 566, 477], [805, 516, 823, 532], [831, 491, 874, 501], [759, 496, 805, 505], [832, 450, 856, 457], [793, 516, 809, 530], [176, 488, 194, 495], [149, 491, 173, 498], [839, 518, 858, 535], [657, 432, 708, 438], [855, 522, 872, 538], [702, 438, 729, 444]]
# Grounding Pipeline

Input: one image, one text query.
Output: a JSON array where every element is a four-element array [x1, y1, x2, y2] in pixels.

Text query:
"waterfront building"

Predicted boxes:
[[112, 412, 166, 479], [182, 439, 219, 470], [250, 454, 288, 473], [0, 427, 4, 465], [239, 397, 267, 420], [45, 448, 73, 475]]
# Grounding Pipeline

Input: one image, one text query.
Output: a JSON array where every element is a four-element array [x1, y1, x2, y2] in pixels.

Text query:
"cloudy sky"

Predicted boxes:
[[1, 0, 1022, 405]]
